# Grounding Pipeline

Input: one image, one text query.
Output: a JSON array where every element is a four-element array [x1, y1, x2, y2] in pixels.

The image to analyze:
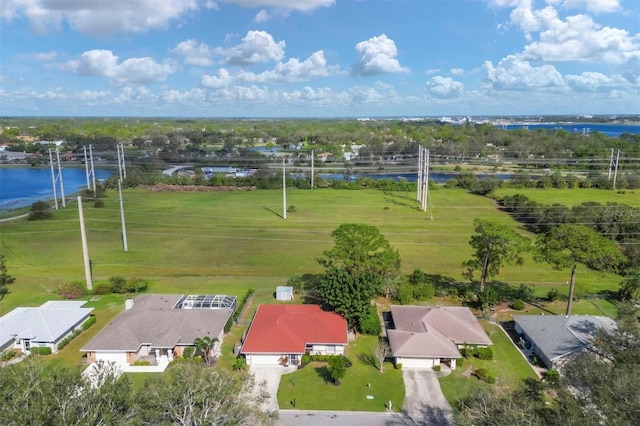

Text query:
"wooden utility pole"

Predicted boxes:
[[49, 149, 59, 210], [311, 149, 315, 189], [417, 145, 423, 201], [55, 147, 65, 207], [118, 180, 129, 252]]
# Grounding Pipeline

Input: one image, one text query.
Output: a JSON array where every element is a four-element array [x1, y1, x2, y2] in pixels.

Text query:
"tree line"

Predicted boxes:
[[0, 359, 275, 425]]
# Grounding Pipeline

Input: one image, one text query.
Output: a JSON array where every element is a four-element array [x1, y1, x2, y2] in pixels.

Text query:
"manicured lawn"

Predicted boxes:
[[277, 335, 404, 412], [439, 320, 538, 407]]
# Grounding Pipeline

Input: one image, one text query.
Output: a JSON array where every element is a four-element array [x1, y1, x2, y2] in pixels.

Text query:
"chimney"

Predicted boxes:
[[125, 298, 134, 310]]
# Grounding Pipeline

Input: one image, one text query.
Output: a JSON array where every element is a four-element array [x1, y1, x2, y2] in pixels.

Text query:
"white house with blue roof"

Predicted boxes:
[[0, 300, 94, 354]]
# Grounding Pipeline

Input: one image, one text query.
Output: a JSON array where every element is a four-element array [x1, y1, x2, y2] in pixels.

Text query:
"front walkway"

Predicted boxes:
[[249, 364, 297, 412], [402, 369, 454, 426]]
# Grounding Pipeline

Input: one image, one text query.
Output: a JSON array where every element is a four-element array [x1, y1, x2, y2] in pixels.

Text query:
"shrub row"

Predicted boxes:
[[225, 288, 254, 333], [460, 345, 493, 360], [30, 347, 52, 356], [304, 354, 352, 367], [57, 329, 82, 350]]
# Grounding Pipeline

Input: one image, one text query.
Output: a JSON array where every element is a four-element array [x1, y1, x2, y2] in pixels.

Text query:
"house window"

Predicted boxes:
[[24, 340, 31, 351], [326, 345, 335, 354]]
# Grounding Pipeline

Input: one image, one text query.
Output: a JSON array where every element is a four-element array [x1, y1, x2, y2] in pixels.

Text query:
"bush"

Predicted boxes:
[[300, 354, 310, 365], [181, 346, 195, 359], [475, 368, 495, 384], [232, 357, 247, 372], [413, 283, 435, 300], [133, 360, 150, 366], [359, 306, 382, 335], [1, 351, 16, 361], [543, 369, 560, 385], [395, 363, 402, 370], [547, 288, 560, 302], [476, 347, 493, 360], [92, 283, 112, 295], [109, 276, 128, 293], [512, 299, 525, 310], [395, 283, 413, 305], [30, 347, 52, 356], [126, 277, 149, 293], [28, 201, 52, 220], [57, 281, 86, 299], [432, 365, 441, 372], [287, 205, 297, 213], [82, 316, 96, 330], [460, 344, 477, 358], [93, 199, 105, 208]]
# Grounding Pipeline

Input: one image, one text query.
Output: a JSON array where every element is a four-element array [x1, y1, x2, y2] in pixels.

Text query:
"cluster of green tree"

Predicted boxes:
[[0, 359, 275, 425], [455, 304, 640, 426], [2, 118, 638, 174], [446, 170, 640, 196], [463, 219, 626, 313], [499, 194, 640, 269], [0, 255, 15, 301], [315, 224, 400, 334]]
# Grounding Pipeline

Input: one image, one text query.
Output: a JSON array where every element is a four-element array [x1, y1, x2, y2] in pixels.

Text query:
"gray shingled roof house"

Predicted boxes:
[[0, 301, 93, 354], [387, 305, 492, 370], [512, 314, 616, 369], [81, 294, 235, 372]]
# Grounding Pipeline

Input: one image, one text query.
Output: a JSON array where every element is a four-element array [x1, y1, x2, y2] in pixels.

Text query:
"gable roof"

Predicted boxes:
[[513, 315, 616, 363], [241, 304, 347, 354], [81, 294, 234, 352], [388, 305, 492, 359], [0, 301, 93, 348]]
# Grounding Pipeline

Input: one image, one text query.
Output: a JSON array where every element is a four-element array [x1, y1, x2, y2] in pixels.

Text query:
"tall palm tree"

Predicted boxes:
[[194, 336, 219, 366]]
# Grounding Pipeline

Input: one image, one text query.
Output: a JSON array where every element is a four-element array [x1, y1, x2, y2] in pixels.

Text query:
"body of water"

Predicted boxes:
[[0, 167, 114, 211], [500, 123, 639, 138]]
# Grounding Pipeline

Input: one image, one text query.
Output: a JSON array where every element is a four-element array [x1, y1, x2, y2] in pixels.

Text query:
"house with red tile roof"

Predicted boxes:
[[240, 304, 348, 366], [387, 305, 492, 370]]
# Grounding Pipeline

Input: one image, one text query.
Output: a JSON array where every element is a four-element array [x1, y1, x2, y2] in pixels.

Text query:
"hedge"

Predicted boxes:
[[30, 347, 52, 356], [82, 316, 96, 330], [225, 288, 254, 333]]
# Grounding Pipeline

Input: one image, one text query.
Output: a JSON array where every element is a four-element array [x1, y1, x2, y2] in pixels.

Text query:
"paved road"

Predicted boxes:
[[402, 369, 454, 426], [278, 410, 411, 426]]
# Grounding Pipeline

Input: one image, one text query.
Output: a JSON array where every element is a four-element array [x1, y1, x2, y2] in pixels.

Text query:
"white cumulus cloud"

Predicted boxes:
[[565, 72, 630, 91], [171, 39, 214, 66], [219, 0, 334, 12], [235, 50, 337, 83], [217, 30, 285, 66], [351, 34, 409, 76], [483, 55, 566, 90], [201, 68, 234, 88], [1, 0, 201, 36], [521, 13, 640, 65], [65, 50, 176, 85], [426, 76, 464, 98], [560, 0, 621, 14]]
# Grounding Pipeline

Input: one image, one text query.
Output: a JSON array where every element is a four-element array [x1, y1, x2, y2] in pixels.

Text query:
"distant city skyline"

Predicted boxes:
[[1, 0, 639, 117]]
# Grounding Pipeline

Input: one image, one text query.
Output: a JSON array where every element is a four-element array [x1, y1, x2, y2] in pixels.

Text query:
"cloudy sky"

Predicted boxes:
[[1, 0, 639, 117]]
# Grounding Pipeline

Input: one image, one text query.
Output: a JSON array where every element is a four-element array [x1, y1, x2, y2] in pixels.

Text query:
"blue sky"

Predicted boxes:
[[1, 0, 638, 117]]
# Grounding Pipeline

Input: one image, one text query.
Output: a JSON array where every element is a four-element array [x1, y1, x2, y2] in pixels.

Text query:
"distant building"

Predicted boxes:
[[275, 286, 293, 301]]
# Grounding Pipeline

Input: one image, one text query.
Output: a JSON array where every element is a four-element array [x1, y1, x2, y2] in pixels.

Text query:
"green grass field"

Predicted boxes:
[[493, 187, 640, 207], [277, 335, 404, 412], [439, 320, 538, 406], [0, 187, 628, 317]]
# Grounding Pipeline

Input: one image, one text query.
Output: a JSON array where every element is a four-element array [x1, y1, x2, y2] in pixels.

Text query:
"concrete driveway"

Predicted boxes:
[[402, 369, 454, 426], [249, 365, 297, 412]]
